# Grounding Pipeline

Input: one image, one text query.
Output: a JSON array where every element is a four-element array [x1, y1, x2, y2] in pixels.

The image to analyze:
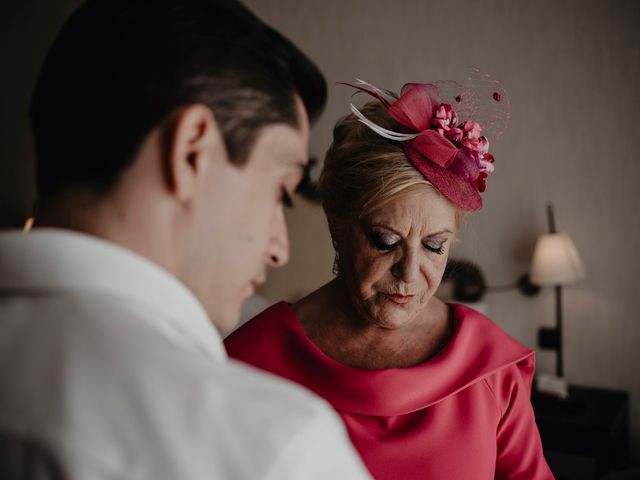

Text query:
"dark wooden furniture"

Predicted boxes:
[[533, 384, 630, 479]]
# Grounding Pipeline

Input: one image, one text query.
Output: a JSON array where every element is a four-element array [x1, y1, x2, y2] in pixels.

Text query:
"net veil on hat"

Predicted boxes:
[[340, 74, 509, 211]]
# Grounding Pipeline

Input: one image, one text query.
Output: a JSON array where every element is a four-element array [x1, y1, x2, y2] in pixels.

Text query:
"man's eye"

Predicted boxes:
[[281, 188, 294, 208]]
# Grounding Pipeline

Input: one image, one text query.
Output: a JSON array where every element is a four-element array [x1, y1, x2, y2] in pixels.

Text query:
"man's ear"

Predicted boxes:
[[164, 104, 226, 201]]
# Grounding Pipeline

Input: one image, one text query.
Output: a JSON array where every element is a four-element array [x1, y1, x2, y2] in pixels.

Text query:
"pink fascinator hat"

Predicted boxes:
[[339, 74, 509, 211]]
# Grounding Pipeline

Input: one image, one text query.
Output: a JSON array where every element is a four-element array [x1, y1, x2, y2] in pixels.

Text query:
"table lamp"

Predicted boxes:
[[530, 203, 586, 397]]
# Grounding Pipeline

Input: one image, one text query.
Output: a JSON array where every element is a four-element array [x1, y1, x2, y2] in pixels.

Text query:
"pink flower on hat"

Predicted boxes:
[[471, 139, 495, 192], [460, 121, 483, 150], [432, 104, 458, 134]]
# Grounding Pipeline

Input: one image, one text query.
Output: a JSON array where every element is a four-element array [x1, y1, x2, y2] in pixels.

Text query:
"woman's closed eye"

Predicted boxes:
[[423, 239, 446, 255], [369, 231, 401, 252], [368, 228, 449, 254]]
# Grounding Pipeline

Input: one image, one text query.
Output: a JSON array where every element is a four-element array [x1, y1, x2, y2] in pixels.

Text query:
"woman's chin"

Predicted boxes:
[[369, 303, 418, 329]]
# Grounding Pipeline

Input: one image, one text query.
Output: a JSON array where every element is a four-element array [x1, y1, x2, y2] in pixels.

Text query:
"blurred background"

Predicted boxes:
[[2, 0, 639, 476]]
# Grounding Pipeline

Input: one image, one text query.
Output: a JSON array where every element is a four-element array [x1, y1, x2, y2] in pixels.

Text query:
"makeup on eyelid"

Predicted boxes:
[[367, 229, 448, 255]]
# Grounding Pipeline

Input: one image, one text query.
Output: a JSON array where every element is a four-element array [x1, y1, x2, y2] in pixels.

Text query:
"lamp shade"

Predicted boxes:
[[529, 233, 587, 286]]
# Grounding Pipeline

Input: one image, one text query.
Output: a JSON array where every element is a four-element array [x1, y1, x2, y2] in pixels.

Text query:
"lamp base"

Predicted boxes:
[[536, 373, 568, 399], [534, 374, 587, 414]]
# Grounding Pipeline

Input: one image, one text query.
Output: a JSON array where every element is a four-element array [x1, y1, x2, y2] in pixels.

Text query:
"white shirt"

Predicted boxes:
[[0, 229, 371, 479]]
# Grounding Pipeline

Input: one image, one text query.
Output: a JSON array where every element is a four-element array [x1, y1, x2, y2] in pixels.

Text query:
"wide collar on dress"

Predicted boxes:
[[235, 301, 533, 416], [0, 228, 226, 363]]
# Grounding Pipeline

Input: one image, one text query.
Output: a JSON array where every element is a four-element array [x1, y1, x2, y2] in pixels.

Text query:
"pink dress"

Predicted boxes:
[[225, 302, 554, 479]]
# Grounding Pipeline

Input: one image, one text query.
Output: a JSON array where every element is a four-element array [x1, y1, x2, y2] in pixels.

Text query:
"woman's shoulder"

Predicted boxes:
[[452, 303, 533, 356], [447, 302, 535, 385]]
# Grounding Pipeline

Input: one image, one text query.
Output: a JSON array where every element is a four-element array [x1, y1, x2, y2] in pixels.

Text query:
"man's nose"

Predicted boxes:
[[266, 208, 290, 267]]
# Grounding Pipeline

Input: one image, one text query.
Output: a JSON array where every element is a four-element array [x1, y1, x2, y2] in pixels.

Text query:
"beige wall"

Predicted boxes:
[[1, 0, 639, 463], [244, 0, 640, 462]]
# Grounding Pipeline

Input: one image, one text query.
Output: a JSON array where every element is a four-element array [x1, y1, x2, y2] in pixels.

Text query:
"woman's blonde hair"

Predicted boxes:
[[320, 101, 465, 234]]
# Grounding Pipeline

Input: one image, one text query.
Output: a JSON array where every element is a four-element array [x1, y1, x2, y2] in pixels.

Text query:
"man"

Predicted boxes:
[[0, 0, 371, 478]]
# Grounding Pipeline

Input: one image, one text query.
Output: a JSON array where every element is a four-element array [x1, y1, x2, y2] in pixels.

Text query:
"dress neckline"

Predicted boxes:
[[264, 301, 533, 416], [288, 301, 461, 372]]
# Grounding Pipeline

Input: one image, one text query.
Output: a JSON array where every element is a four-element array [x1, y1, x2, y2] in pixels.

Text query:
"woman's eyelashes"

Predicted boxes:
[[368, 230, 447, 255], [368, 230, 401, 251], [423, 240, 446, 255]]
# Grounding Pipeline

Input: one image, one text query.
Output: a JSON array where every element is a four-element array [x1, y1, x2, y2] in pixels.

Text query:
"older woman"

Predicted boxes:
[[225, 80, 553, 479]]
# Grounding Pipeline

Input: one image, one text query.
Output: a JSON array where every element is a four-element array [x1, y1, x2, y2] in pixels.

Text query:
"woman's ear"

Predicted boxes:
[[163, 104, 227, 202]]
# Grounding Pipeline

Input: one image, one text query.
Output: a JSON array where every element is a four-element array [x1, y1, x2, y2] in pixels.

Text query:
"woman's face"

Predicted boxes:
[[340, 186, 458, 330]]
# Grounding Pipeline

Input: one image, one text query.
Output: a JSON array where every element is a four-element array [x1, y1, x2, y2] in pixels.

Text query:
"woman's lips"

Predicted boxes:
[[383, 293, 415, 305]]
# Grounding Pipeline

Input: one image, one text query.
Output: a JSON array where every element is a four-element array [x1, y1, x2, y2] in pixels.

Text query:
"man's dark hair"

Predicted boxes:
[[30, 0, 327, 199]]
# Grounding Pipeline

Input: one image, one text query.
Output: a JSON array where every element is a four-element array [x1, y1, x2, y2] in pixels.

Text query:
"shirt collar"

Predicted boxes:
[[0, 228, 226, 362]]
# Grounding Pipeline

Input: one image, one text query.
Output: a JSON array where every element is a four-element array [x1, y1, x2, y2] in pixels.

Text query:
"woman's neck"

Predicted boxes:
[[292, 278, 454, 370]]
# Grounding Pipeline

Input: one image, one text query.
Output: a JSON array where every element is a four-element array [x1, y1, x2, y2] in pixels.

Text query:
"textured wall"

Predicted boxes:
[[1, 0, 639, 463], [243, 0, 640, 462]]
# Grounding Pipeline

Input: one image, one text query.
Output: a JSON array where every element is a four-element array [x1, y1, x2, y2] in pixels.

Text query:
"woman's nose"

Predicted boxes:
[[391, 248, 420, 283]]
